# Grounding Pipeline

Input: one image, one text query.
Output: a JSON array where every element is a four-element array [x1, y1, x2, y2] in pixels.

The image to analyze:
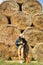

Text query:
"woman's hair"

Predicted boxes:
[[19, 36, 22, 40]]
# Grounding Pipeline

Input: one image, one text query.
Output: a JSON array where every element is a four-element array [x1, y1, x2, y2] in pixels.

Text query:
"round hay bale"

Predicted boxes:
[[26, 44, 38, 62], [22, 1, 42, 15], [0, 1, 19, 17], [0, 13, 8, 24], [11, 12, 32, 30], [5, 25, 20, 46], [0, 43, 9, 60], [23, 27, 43, 46], [0, 25, 20, 46], [32, 13, 43, 30]]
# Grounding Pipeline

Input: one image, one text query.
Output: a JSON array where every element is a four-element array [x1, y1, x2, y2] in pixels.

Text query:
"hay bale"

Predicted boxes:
[[22, 1, 42, 15], [0, 1, 19, 17], [11, 12, 32, 30], [32, 13, 43, 30], [23, 27, 43, 46], [27, 44, 38, 61], [0, 24, 20, 46], [5, 25, 20, 46], [0, 43, 9, 60], [0, 13, 8, 24], [8, 44, 18, 60], [23, 27, 43, 60]]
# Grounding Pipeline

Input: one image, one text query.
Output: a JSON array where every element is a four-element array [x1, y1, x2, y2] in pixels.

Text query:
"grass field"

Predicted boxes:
[[0, 60, 43, 65]]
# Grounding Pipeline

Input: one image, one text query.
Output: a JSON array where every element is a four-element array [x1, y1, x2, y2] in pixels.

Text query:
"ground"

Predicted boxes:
[[0, 60, 43, 65]]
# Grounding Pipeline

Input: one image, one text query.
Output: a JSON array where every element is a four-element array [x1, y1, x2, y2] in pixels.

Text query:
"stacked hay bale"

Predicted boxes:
[[23, 27, 43, 61], [22, 0, 42, 15], [0, 25, 20, 45], [0, 0, 20, 60], [32, 13, 43, 62], [11, 12, 32, 30], [0, 0, 43, 63], [0, 1, 19, 17], [0, 25, 20, 60]]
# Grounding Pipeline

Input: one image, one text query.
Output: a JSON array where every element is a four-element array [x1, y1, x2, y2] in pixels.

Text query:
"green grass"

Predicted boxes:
[[0, 60, 43, 65], [0, 57, 43, 65]]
